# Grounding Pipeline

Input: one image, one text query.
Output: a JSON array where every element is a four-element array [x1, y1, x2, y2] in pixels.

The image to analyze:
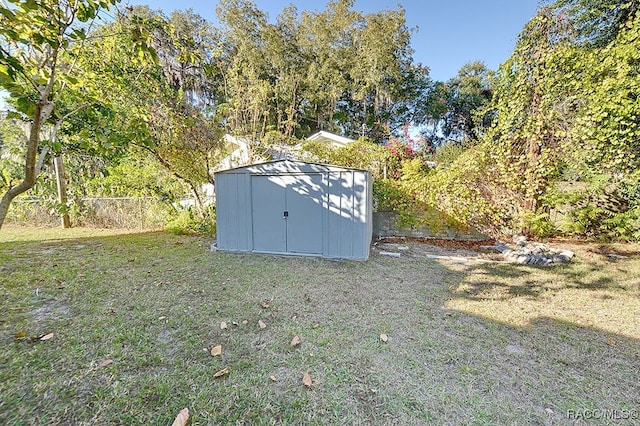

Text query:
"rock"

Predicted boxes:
[[607, 253, 628, 259], [501, 241, 573, 266], [557, 250, 574, 260], [481, 243, 509, 253], [513, 235, 528, 246], [380, 251, 401, 258]]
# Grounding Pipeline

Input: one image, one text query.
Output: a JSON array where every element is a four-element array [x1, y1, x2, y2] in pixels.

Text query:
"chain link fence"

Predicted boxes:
[[6, 197, 174, 229]]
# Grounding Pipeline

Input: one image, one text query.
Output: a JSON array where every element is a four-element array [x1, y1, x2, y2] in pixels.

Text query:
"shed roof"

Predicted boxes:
[[214, 159, 367, 175]]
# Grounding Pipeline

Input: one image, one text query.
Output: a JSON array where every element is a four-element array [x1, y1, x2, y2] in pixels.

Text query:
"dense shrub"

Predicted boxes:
[[165, 206, 216, 236]]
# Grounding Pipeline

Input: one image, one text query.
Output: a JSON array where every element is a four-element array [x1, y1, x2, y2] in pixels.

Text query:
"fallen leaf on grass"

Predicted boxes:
[[261, 300, 271, 309], [607, 338, 617, 346], [258, 320, 266, 329], [302, 372, 312, 387], [214, 367, 229, 378], [242, 320, 248, 325], [171, 407, 189, 426], [14, 331, 26, 339], [210, 345, 222, 356], [97, 359, 113, 369], [380, 333, 388, 343], [40, 332, 54, 341], [269, 375, 277, 382], [220, 322, 227, 330], [291, 335, 301, 347]]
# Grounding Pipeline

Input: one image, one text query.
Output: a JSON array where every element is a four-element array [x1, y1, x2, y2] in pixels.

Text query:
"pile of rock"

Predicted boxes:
[[482, 235, 575, 266]]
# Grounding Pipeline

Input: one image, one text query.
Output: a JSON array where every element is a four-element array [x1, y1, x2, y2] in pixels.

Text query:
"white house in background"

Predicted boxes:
[[304, 130, 355, 148], [218, 130, 355, 169], [217, 134, 252, 171], [277, 130, 355, 160]]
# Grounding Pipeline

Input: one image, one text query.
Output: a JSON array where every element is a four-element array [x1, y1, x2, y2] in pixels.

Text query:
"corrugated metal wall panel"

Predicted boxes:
[[216, 172, 252, 251], [351, 170, 367, 259], [365, 174, 373, 259], [215, 173, 232, 250], [323, 170, 371, 260]]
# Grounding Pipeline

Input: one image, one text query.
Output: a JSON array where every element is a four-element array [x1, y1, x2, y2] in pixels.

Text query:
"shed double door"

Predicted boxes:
[[251, 174, 324, 254]]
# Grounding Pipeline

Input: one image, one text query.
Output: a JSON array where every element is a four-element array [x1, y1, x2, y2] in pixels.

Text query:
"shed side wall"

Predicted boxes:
[[216, 172, 252, 252], [365, 172, 373, 259], [325, 170, 370, 260]]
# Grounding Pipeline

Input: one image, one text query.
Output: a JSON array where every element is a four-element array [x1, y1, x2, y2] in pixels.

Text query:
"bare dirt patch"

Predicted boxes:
[[373, 236, 502, 267]]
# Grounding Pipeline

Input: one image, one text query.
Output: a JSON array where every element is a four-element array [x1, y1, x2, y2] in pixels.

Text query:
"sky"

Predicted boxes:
[[125, 0, 542, 82]]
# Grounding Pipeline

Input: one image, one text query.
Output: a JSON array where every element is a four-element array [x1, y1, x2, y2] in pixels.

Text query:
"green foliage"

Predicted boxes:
[[0, 0, 160, 229], [432, 142, 468, 167], [372, 178, 417, 226], [76, 9, 226, 216], [602, 208, 640, 241], [434, 61, 494, 142], [165, 206, 216, 236], [421, 143, 509, 236], [619, 171, 640, 209], [550, 173, 640, 240], [429, 3, 640, 240], [86, 155, 187, 199], [300, 138, 390, 177], [566, 14, 640, 174], [548, 0, 637, 47], [215, 0, 424, 141], [298, 141, 334, 164], [0, 117, 28, 191], [520, 211, 557, 238]]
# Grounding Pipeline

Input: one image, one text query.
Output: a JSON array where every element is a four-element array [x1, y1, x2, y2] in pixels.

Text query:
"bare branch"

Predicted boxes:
[[35, 146, 50, 176]]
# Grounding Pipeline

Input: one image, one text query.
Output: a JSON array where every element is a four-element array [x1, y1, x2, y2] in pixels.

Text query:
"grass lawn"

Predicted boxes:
[[1, 226, 638, 425]]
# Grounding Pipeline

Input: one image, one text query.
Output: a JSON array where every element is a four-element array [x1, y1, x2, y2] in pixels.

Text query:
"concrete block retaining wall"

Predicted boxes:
[[372, 211, 488, 241]]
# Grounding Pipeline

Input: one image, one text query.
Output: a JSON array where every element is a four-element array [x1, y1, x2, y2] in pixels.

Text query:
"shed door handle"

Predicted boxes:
[[283, 211, 288, 219]]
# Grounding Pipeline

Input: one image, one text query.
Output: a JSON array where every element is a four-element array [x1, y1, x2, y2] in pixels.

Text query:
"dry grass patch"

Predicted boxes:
[[445, 242, 640, 339]]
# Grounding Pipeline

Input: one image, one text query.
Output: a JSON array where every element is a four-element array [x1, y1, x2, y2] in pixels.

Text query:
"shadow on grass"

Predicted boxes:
[[443, 244, 640, 340], [436, 254, 639, 423], [450, 258, 630, 302]]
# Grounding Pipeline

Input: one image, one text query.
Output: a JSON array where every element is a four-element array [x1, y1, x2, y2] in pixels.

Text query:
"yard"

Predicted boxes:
[[0, 227, 638, 425]]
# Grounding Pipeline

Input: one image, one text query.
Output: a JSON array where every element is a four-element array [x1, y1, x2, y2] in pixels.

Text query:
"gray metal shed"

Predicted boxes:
[[215, 160, 372, 260]]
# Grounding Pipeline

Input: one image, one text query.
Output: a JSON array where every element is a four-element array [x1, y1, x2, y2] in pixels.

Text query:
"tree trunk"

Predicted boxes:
[[188, 182, 205, 218], [54, 155, 71, 228], [0, 102, 52, 230]]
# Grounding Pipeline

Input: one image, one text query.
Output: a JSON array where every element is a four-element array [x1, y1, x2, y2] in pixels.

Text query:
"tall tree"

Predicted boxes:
[[213, 0, 423, 144], [79, 7, 225, 215], [0, 0, 124, 229], [548, 0, 637, 47], [440, 61, 494, 142], [215, 0, 272, 151], [487, 8, 574, 215]]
